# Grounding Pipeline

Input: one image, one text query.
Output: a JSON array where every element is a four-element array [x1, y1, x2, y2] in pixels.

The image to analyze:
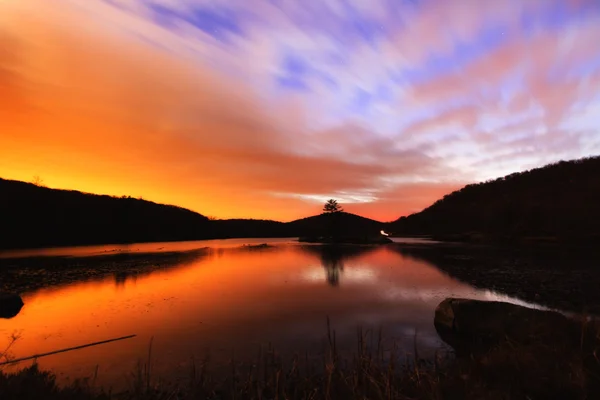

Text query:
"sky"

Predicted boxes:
[[1, 0, 599, 222]]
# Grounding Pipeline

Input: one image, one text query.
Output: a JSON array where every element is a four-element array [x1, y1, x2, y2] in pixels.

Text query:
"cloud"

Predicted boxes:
[[395, 11, 600, 179], [0, 0, 448, 221], [1, 0, 599, 221]]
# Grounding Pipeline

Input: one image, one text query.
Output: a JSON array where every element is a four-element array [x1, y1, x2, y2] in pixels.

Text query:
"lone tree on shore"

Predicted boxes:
[[323, 199, 343, 214], [322, 199, 343, 242], [31, 175, 46, 187]]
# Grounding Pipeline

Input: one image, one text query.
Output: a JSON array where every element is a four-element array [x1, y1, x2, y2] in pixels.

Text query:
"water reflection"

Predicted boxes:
[[0, 240, 552, 389], [0, 248, 210, 295], [301, 245, 379, 287], [387, 244, 600, 315], [0, 238, 298, 259], [113, 272, 138, 289], [322, 249, 343, 286]]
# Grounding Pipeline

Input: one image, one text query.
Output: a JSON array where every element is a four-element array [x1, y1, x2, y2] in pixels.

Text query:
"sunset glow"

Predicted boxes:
[[1, 0, 599, 221], [0, 245, 522, 386]]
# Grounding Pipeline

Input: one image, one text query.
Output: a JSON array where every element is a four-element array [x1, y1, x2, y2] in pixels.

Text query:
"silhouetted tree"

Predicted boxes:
[[323, 199, 343, 213], [322, 199, 343, 241], [31, 175, 45, 187]]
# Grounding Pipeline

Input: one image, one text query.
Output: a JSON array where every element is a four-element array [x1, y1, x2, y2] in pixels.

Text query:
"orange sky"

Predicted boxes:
[[2, 0, 598, 221], [0, 1, 458, 221]]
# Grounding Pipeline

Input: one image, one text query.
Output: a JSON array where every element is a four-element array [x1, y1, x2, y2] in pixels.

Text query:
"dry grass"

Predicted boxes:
[[2, 319, 600, 400]]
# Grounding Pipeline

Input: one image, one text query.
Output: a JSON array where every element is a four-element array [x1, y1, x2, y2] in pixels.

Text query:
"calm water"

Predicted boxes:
[[0, 239, 546, 389]]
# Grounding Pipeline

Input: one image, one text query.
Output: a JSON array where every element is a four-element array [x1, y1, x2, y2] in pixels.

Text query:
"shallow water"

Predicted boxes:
[[0, 239, 547, 390]]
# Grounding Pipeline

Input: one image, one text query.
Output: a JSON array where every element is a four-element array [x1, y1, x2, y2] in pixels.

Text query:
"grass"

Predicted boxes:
[[2, 319, 600, 400]]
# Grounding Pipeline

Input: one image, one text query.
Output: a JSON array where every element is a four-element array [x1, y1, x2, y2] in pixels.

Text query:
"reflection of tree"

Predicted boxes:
[[323, 199, 343, 242], [114, 271, 138, 289], [321, 248, 345, 286], [302, 245, 378, 287]]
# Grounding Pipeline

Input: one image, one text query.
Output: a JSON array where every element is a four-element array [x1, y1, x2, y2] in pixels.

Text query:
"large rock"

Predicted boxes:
[[434, 298, 584, 354], [434, 298, 600, 398], [0, 292, 24, 319]]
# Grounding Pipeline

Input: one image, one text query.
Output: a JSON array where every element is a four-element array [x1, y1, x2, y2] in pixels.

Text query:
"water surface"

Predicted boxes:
[[0, 239, 545, 389]]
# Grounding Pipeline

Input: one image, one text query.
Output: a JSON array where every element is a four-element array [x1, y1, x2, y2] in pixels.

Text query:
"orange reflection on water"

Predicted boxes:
[[1, 243, 491, 389]]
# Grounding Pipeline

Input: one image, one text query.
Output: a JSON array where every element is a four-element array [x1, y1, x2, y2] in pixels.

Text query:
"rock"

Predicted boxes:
[[434, 298, 583, 354], [434, 298, 600, 397], [0, 292, 24, 319]]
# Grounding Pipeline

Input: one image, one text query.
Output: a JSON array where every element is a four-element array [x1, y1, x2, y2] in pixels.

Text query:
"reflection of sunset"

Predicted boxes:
[[0, 245, 489, 387], [1, 243, 558, 390]]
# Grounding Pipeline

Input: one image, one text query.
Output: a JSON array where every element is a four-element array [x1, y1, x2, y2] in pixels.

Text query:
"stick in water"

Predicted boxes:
[[0, 334, 137, 366]]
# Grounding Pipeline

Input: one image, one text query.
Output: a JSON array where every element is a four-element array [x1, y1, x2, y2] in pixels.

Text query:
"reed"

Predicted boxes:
[[2, 319, 600, 400]]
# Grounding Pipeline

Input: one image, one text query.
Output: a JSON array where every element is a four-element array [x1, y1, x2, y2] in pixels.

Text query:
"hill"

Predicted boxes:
[[0, 178, 215, 249], [288, 212, 383, 237], [387, 156, 600, 243], [0, 178, 386, 249], [211, 218, 287, 238]]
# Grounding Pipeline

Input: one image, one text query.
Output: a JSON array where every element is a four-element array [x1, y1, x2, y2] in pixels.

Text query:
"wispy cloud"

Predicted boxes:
[[1, 0, 599, 220]]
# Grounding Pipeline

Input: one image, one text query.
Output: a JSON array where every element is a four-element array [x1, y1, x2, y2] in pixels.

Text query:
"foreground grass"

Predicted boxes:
[[2, 322, 600, 400]]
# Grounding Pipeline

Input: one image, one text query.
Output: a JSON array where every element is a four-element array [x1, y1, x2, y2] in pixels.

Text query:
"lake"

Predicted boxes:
[[0, 238, 554, 390]]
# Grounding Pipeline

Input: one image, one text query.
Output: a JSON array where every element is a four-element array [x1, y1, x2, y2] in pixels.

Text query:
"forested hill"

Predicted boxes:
[[387, 156, 600, 243], [288, 212, 383, 237], [0, 178, 214, 249], [0, 178, 384, 249]]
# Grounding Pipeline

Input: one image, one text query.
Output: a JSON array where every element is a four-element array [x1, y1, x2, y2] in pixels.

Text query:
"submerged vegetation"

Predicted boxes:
[[0, 249, 210, 294], [391, 244, 600, 314]]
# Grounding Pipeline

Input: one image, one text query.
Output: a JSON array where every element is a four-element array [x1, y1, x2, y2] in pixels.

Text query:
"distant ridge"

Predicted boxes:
[[387, 156, 600, 243], [4, 156, 597, 249], [287, 212, 383, 238], [210, 218, 287, 239], [0, 178, 383, 249], [0, 178, 214, 249]]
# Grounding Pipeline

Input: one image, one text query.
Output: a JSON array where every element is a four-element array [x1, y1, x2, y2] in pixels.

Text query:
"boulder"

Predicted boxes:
[[0, 292, 24, 319], [434, 298, 584, 354], [434, 298, 600, 398]]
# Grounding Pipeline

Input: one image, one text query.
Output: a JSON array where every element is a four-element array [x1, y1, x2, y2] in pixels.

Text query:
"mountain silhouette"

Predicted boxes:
[[0, 178, 383, 249], [0, 178, 214, 249], [387, 156, 600, 244], [3, 156, 598, 249], [289, 212, 383, 239]]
